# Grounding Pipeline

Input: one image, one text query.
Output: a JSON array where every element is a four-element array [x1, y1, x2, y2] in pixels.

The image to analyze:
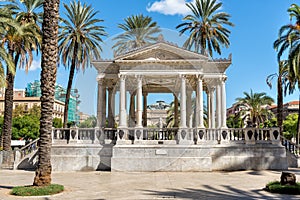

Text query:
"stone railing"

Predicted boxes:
[[52, 127, 117, 144], [51, 127, 281, 145], [13, 138, 39, 169], [281, 136, 300, 156]]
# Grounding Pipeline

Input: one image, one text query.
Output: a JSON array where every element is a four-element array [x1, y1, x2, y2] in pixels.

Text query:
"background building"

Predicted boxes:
[[0, 89, 65, 120], [26, 80, 80, 123]]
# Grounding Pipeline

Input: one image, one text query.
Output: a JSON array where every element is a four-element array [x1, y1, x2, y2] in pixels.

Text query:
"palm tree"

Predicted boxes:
[[0, 0, 42, 151], [176, 0, 234, 57], [235, 90, 274, 127], [33, 0, 60, 186], [58, 0, 106, 127], [112, 14, 160, 56], [266, 60, 290, 135], [274, 3, 300, 143]]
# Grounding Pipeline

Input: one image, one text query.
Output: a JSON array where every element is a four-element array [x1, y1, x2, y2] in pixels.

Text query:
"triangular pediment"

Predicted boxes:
[[114, 42, 208, 61]]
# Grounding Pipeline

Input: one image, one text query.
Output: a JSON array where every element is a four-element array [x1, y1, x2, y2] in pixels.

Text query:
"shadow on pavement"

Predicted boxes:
[[141, 184, 300, 200]]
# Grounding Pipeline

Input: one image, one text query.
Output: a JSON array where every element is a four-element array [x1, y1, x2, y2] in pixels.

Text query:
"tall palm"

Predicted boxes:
[[235, 90, 274, 127], [274, 3, 300, 143], [33, 0, 60, 186], [176, 0, 234, 57], [58, 0, 106, 127], [112, 14, 160, 56], [266, 60, 290, 135], [0, 7, 17, 147], [0, 0, 42, 151]]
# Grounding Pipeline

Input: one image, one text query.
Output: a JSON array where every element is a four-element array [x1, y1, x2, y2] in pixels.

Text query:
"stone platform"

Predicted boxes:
[[41, 143, 288, 172]]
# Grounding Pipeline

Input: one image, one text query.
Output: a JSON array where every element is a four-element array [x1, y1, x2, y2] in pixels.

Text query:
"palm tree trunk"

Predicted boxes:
[[2, 48, 17, 151], [63, 43, 78, 128], [277, 76, 283, 135], [33, 0, 60, 187]]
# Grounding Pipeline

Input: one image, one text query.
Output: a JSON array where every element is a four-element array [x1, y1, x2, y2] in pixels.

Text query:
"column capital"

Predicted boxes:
[[135, 74, 143, 80], [118, 74, 127, 80], [142, 91, 148, 96], [96, 73, 105, 82], [197, 74, 204, 80]]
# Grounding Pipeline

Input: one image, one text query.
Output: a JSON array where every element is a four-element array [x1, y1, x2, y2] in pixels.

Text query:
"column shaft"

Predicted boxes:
[[136, 77, 143, 128], [216, 83, 221, 128], [108, 87, 115, 128], [197, 77, 205, 128], [143, 93, 148, 127], [96, 77, 104, 127], [180, 76, 187, 128], [174, 94, 179, 127], [119, 75, 127, 128], [221, 78, 227, 128]]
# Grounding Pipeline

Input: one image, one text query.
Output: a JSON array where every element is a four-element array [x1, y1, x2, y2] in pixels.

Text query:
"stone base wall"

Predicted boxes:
[[51, 144, 113, 171], [111, 144, 288, 172]]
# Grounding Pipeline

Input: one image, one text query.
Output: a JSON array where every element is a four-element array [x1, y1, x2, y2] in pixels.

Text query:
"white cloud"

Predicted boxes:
[[147, 0, 195, 16], [28, 59, 41, 71]]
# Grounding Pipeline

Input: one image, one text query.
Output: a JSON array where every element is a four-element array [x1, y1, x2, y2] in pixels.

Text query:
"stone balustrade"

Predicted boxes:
[[51, 127, 280, 145]]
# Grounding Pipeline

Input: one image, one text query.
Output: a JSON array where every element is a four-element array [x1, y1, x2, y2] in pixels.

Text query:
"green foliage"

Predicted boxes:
[[226, 114, 242, 128], [11, 184, 64, 196], [12, 115, 40, 140], [52, 117, 63, 128], [264, 181, 300, 195], [0, 107, 40, 140], [283, 113, 298, 140], [263, 118, 277, 128], [79, 116, 96, 128]]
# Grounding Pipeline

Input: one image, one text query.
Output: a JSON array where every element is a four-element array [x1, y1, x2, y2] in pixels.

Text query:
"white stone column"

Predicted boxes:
[[197, 76, 205, 128], [206, 90, 211, 128], [221, 77, 228, 128], [108, 87, 115, 128], [186, 90, 192, 128], [96, 74, 105, 127], [102, 85, 107, 128], [119, 75, 127, 128], [180, 75, 187, 128], [129, 92, 135, 127], [174, 94, 179, 127], [216, 82, 221, 128], [142, 92, 148, 127], [136, 76, 143, 128], [210, 86, 216, 129]]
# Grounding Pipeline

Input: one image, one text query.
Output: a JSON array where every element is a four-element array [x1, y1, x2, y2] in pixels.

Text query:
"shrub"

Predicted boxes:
[[264, 181, 300, 195], [11, 184, 64, 196]]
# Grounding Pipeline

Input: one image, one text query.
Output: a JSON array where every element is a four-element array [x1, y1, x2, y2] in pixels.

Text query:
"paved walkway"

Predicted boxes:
[[0, 169, 300, 200]]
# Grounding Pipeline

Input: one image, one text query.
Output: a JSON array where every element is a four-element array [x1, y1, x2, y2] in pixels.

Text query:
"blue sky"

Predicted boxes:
[[14, 0, 299, 115]]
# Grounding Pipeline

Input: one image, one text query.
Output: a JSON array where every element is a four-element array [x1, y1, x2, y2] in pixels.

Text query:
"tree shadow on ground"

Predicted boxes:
[[141, 184, 300, 200], [0, 185, 14, 189]]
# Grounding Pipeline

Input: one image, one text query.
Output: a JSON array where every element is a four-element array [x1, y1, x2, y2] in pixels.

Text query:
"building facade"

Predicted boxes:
[[26, 80, 80, 123], [0, 90, 65, 119]]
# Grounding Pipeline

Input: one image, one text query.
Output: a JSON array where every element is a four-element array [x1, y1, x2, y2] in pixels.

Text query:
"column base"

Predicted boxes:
[[178, 128, 194, 145]]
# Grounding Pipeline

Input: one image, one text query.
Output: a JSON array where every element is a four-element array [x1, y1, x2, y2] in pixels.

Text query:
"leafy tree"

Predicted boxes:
[[12, 104, 26, 117], [12, 115, 40, 140], [0, 0, 42, 151], [58, 0, 106, 127], [52, 118, 62, 128], [33, 0, 60, 187], [112, 14, 160, 55], [235, 90, 274, 127], [274, 3, 300, 144], [79, 116, 96, 128], [226, 114, 242, 128], [176, 0, 234, 57], [283, 114, 298, 140]]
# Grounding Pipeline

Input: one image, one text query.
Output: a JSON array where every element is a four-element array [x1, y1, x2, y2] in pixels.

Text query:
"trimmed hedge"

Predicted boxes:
[[264, 181, 300, 195]]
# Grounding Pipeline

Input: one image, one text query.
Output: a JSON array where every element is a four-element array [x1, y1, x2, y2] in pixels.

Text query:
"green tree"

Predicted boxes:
[[52, 118, 62, 128], [0, 0, 42, 151], [283, 114, 298, 140], [112, 14, 160, 56], [33, 0, 60, 187], [266, 60, 290, 135], [274, 3, 300, 143], [235, 90, 274, 127], [226, 114, 242, 128], [78, 116, 96, 128], [58, 0, 106, 127], [176, 0, 234, 57]]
